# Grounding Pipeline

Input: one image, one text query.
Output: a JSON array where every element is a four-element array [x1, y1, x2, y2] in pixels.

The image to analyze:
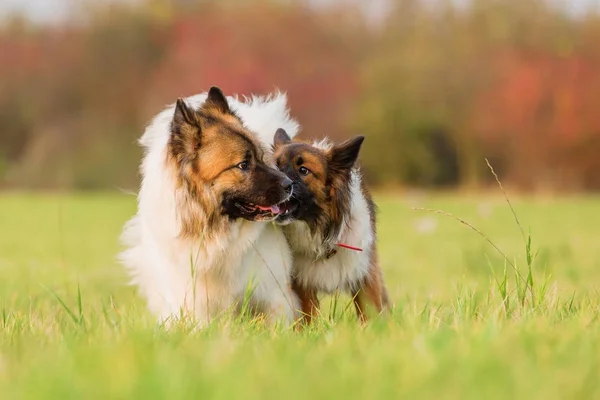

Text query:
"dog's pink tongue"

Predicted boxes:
[[256, 204, 280, 214]]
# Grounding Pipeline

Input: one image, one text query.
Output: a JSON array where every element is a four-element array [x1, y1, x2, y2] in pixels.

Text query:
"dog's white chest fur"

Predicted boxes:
[[284, 171, 374, 293]]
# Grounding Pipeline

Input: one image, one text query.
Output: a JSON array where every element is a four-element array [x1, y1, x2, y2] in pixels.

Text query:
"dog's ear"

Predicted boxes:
[[204, 86, 232, 115], [171, 98, 201, 157], [273, 128, 292, 149], [173, 98, 196, 127], [328, 135, 365, 174]]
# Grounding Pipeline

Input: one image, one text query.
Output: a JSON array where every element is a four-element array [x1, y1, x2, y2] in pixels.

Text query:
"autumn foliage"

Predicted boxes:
[[1, 0, 600, 191]]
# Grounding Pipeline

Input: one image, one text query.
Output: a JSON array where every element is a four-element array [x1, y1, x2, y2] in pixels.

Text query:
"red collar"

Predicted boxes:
[[337, 243, 363, 252]]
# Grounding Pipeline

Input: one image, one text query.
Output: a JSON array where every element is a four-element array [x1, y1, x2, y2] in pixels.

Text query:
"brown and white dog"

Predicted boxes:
[[119, 87, 300, 327], [272, 129, 390, 324]]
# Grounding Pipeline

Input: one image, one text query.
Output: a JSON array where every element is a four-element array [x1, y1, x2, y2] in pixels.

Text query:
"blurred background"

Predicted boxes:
[[1, 0, 600, 193]]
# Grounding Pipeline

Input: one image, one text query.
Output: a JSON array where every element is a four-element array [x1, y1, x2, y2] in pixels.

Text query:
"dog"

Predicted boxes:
[[272, 128, 390, 324], [119, 87, 300, 327]]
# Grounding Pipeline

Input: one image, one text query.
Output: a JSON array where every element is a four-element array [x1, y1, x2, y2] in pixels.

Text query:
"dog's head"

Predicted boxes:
[[272, 128, 365, 241], [167, 87, 293, 233]]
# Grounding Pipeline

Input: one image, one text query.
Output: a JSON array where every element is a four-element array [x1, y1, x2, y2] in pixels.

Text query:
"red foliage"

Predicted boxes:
[[474, 48, 600, 189]]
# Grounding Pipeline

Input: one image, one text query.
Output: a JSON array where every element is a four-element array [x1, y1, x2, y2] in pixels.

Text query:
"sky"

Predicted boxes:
[[0, 0, 598, 24], [0, 0, 391, 25]]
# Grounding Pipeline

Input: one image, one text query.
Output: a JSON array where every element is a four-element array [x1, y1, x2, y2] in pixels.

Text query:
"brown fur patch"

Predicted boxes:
[[291, 279, 320, 327], [352, 245, 390, 323]]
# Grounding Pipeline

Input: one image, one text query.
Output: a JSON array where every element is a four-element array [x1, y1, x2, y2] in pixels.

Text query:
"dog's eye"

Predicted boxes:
[[299, 166, 310, 176], [237, 161, 249, 171]]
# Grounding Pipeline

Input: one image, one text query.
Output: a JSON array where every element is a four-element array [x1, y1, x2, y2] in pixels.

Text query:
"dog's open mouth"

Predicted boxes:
[[235, 200, 295, 219]]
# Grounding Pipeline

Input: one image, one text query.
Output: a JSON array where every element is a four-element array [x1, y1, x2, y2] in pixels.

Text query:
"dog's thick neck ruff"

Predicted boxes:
[[281, 166, 375, 293], [293, 167, 366, 261]]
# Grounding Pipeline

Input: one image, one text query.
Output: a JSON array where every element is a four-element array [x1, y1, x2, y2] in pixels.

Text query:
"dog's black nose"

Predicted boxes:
[[282, 176, 293, 193]]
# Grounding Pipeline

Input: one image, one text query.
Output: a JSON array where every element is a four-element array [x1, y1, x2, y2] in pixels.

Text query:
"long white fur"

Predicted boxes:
[[283, 139, 375, 293], [119, 91, 300, 326]]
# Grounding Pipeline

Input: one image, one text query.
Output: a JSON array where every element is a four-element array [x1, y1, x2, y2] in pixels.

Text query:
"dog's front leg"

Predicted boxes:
[[190, 273, 236, 328]]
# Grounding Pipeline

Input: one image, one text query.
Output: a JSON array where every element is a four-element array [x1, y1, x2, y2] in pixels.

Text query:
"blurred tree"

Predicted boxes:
[[355, 0, 600, 191]]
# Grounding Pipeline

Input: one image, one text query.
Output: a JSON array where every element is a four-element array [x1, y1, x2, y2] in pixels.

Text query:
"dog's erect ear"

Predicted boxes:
[[204, 86, 231, 115], [328, 135, 365, 174], [173, 98, 196, 127], [273, 128, 292, 149], [171, 98, 201, 157]]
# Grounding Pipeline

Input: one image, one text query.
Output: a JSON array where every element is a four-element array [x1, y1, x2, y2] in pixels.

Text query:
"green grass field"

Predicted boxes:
[[1, 192, 600, 399]]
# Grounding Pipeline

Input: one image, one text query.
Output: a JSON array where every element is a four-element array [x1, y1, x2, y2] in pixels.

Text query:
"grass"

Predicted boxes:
[[1, 191, 600, 399]]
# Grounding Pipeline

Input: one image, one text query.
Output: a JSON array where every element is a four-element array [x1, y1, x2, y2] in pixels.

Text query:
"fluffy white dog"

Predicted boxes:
[[119, 87, 300, 327]]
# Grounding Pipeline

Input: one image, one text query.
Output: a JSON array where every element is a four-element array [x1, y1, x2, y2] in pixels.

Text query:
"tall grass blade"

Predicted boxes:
[[41, 284, 81, 328]]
